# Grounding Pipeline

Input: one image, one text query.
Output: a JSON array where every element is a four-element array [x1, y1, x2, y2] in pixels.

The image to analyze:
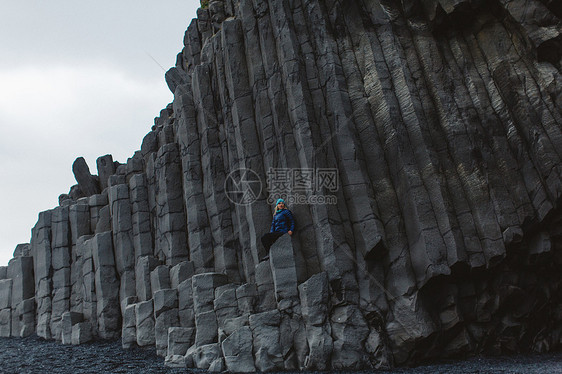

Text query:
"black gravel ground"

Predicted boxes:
[[0, 336, 561, 374]]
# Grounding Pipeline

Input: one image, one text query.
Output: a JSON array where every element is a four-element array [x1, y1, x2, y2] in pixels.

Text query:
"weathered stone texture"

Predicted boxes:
[[31, 210, 52, 339], [154, 143, 188, 266], [136, 300, 156, 347], [108, 183, 135, 277], [72, 157, 101, 197], [4, 0, 562, 371], [129, 174, 153, 260], [92, 231, 120, 339]]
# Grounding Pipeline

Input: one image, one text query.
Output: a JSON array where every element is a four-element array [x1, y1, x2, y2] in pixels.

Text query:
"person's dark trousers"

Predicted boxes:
[[260, 232, 285, 258]]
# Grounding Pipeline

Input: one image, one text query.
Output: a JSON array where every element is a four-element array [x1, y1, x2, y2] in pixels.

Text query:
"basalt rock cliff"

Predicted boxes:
[[1, 0, 562, 370]]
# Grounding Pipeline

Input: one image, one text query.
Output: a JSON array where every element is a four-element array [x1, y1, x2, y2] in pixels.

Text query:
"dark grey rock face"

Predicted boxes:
[[72, 157, 101, 197], [3, 0, 562, 371], [96, 155, 115, 191]]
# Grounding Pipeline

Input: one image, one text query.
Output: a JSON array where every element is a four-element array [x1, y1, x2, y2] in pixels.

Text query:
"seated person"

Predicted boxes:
[[260, 198, 294, 261]]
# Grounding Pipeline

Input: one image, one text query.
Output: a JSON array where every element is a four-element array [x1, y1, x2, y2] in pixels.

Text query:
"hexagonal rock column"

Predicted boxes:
[[96, 154, 116, 191], [254, 261, 276, 312], [122, 303, 137, 349], [69, 202, 91, 313], [78, 235, 97, 337], [267, 233, 308, 368], [178, 278, 195, 328], [165, 326, 195, 367], [88, 193, 108, 233], [192, 273, 229, 315], [92, 231, 120, 339], [194, 310, 218, 347], [31, 210, 53, 339], [7, 255, 34, 337], [150, 265, 171, 296], [170, 261, 194, 289], [129, 173, 153, 261], [330, 305, 370, 369], [136, 255, 159, 302], [61, 311, 83, 345], [71, 322, 93, 345], [222, 326, 256, 372], [154, 288, 180, 356], [0, 279, 12, 337], [249, 310, 284, 372], [236, 283, 257, 315], [50, 206, 71, 341], [298, 272, 333, 370], [269, 234, 299, 312], [108, 182, 136, 307], [213, 284, 239, 330], [17, 298, 35, 338], [174, 88, 216, 277], [154, 143, 188, 266], [13, 243, 30, 257], [135, 300, 155, 347]]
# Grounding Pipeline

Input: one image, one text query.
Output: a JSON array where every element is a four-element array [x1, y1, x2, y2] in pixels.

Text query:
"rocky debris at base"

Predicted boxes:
[[0, 336, 185, 374], [1, 335, 562, 374]]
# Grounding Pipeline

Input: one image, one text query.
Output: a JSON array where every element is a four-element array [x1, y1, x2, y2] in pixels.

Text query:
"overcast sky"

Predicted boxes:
[[0, 1, 201, 266]]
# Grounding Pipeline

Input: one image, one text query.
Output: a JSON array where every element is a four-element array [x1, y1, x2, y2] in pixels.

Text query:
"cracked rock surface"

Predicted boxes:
[[1, 0, 562, 370]]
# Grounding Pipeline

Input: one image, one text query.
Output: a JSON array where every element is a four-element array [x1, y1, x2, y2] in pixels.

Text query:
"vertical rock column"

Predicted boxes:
[[154, 287, 179, 356], [191, 272, 229, 356], [0, 277, 12, 337], [136, 299, 156, 347], [267, 0, 360, 303], [154, 143, 189, 266], [298, 272, 333, 370], [221, 18, 272, 273], [8, 254, 34, 337], [150, 265, 177, 356], [268, 234, 308, 369], [32, 210, 53, 339], [129, 173, 154, 260], [108, 180, 136, 307], [69, 201, 91, 313], [92, 231, 120, 339], [96, 154, 116, 191], [191, 64, 239, 277], [130, 173, 158, 303], [88, 193, 108, 235], [301, 0, 388, 284], [174, 84, 215, 277], [78, 235, 96, 339], [50, 206, 71, 341]]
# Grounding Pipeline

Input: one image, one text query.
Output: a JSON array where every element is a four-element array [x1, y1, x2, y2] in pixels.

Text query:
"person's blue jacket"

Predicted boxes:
[[270, 208, 295, 233]]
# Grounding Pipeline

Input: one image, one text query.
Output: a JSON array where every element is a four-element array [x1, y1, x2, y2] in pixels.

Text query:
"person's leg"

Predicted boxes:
[[269, 232, 284, 247], [260, 232, 285, 260], [261, 232, 274, 251], [261, 232, 281, 251]]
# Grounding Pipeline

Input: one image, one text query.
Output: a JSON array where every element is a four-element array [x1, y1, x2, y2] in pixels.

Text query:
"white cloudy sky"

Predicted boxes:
[[0, 1, 201, 266]]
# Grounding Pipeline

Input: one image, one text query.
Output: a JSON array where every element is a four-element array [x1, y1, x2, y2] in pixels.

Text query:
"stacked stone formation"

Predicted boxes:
[[1, 0, 562, 370]]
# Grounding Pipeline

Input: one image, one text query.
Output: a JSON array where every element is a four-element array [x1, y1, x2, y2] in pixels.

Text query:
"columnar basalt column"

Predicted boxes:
[[50, 206, 71, 341]]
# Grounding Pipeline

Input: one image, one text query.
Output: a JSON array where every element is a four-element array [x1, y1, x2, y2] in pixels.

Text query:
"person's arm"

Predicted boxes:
[[270, 216, 275, 233]]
